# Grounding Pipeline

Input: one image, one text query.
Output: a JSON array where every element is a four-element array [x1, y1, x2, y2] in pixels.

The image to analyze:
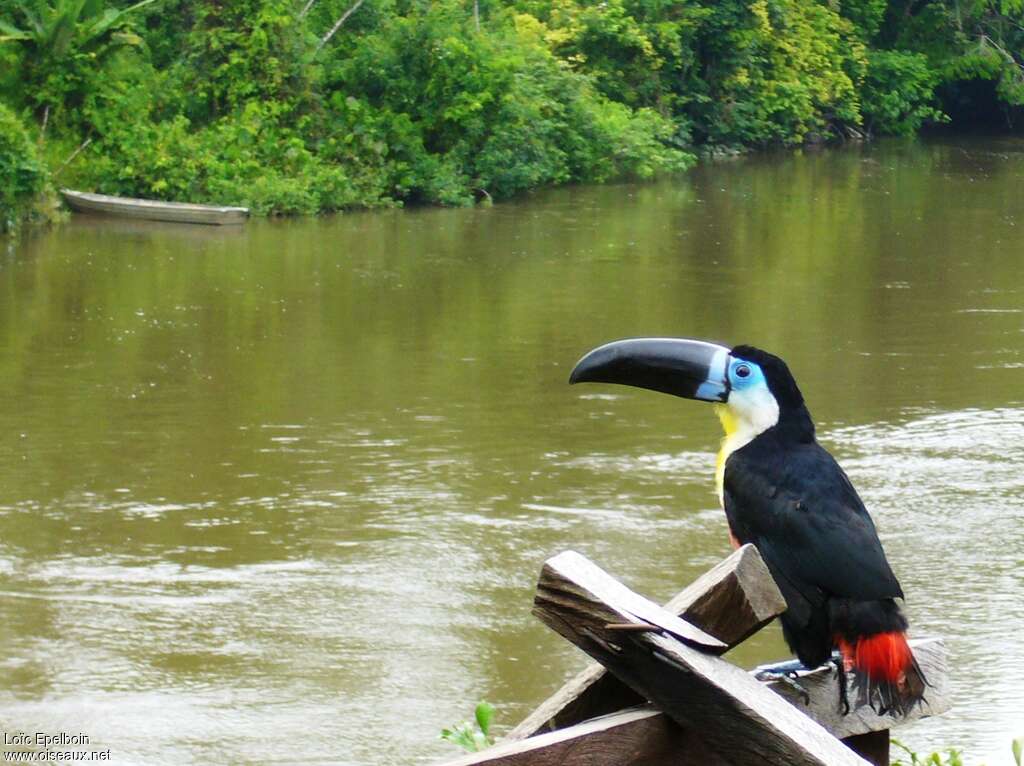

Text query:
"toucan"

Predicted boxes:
[[569, 337, 926, 714]]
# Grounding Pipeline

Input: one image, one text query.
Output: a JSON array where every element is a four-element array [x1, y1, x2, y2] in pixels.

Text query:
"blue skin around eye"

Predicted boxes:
[[728, 360, 768, 392]]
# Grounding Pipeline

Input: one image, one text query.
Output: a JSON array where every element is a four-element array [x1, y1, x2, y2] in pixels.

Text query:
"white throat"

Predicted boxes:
[[714, 387, 780, 506]]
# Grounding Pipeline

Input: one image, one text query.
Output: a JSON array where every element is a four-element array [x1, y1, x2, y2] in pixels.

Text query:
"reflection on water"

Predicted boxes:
[[1, 137, 1023, 765]]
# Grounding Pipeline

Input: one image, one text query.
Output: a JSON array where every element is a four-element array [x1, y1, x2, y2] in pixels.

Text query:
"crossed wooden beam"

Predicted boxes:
[[436, 545, 948, 766]]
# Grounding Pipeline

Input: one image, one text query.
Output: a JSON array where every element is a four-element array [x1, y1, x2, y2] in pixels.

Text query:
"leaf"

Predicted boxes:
[[120, 0, 159, 16], [18, 2, 45, 39], [1013, 738, 1023, 766], [0, 20, 29, 36], [439, 723, 477, 753], [80, 0, 102, 21], [474, 701, 495, 737], [110, 30, 142, 45], [85, 7, 126, 39]]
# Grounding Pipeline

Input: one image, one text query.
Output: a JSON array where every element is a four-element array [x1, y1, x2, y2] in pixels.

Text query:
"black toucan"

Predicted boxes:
[[569, 338, 926, 714]]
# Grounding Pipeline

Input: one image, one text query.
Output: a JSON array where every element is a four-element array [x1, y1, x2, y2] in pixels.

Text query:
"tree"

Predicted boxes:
[[0, 0, 155, 127]]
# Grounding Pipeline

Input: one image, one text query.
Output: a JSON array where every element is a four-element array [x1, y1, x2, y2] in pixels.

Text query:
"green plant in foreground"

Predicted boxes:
[[890, 739, 964, 766], [891, 737, 1024, 766], [889, 738, 960, 766], [440, 701, 495, 753]]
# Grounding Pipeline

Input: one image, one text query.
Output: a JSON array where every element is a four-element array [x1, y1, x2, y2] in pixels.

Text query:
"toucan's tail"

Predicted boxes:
[[836, 631, 927, 715]]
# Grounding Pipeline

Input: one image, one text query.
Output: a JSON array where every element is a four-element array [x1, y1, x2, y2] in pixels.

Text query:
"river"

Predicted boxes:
[[1, 136, 1022, 765]]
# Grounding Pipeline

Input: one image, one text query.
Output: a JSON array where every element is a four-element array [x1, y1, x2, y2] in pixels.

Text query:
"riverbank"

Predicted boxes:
[[4, 0, 1023, 232]]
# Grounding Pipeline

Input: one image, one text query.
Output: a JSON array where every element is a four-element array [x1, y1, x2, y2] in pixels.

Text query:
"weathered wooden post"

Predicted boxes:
[[433, 546, 949, 766], [531, 550, 869, 765], [507, 544, 787, 739]]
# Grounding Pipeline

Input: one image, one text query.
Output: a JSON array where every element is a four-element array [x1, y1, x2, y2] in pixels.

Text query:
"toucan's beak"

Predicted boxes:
[[569, 338, 731, 402]]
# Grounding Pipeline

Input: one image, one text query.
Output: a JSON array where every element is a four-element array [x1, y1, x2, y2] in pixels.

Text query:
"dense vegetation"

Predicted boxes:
[[2, 0, 1023, 225], [0, 101, 50, 232]]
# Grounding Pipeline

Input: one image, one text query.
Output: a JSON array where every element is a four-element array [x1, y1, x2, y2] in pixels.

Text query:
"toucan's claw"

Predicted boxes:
[[832, 656, 851, 715], [755, 666, 811, 706]]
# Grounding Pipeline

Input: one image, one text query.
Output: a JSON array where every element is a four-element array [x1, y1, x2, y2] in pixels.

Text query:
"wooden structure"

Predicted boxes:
[[61, 189, 249, 226], [437, 545, 948, 766]]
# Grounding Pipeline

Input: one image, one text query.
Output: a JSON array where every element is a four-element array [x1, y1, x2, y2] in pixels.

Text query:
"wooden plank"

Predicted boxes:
[[507, 544, 786, 740], [663, 543, 786, 645], [535, 554, 727, 654], [533, 551, 869, 766], [433, 710, 900, 766], [758, 637, 950, 739], [493, 638, 946, 766], [433, 639, 946, 766], [435, 706, 730, 766]]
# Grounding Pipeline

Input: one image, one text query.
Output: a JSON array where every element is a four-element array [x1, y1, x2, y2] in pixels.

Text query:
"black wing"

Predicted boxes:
[[723, 436, 903, 629]]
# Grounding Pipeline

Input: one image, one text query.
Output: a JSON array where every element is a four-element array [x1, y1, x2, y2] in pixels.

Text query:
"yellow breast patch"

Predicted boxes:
[[714, 404, 738, 507]]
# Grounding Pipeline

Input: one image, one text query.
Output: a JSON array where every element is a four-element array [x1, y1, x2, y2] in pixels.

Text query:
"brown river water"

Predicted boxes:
[[1, 137, 1022, 764]]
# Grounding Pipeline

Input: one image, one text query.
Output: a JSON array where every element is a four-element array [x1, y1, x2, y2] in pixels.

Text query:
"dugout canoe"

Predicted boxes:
[[61, 189, 249, 226]]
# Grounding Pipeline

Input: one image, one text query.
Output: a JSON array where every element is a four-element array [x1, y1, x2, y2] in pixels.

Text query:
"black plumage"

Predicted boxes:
[[723, 432, 906, 666], [723, 346, 923, 712]]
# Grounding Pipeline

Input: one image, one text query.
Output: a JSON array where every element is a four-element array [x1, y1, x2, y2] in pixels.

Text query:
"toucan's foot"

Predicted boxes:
[[831, 655, 851, 715], [755, 663, 811, 706]]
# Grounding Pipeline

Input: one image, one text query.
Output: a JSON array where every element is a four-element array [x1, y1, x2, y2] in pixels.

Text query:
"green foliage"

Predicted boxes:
[[861, 50, 946, 135], [0, 103, 51, 233], [890, 736, 1024, 766], [890, 739, 964, 766], [5, 0, 1024, 217], [72, 104, 371, 215], [838, 0, 889, 42], [698, 0, 866, 145], [526, 0, 868, 146], [883, 0, 1024, 113], [520, 0, 706, 112], [324, 2, 691, 204], [0, 0, 155, 126], [168, 0, 313, 123], [440, 701, 496, 753]]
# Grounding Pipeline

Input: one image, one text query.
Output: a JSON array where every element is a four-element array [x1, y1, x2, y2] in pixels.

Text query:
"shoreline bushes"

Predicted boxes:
[[0, 104, 51, 233], [2, 0, 1023, 221]]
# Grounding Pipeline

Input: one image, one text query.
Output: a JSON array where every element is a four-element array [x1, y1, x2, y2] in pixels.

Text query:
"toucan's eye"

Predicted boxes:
[[735, 364, 751, 379]]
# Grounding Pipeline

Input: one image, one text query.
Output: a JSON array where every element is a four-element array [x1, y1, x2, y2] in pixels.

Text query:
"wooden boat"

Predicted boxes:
[[61, 189, 249, 226]]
